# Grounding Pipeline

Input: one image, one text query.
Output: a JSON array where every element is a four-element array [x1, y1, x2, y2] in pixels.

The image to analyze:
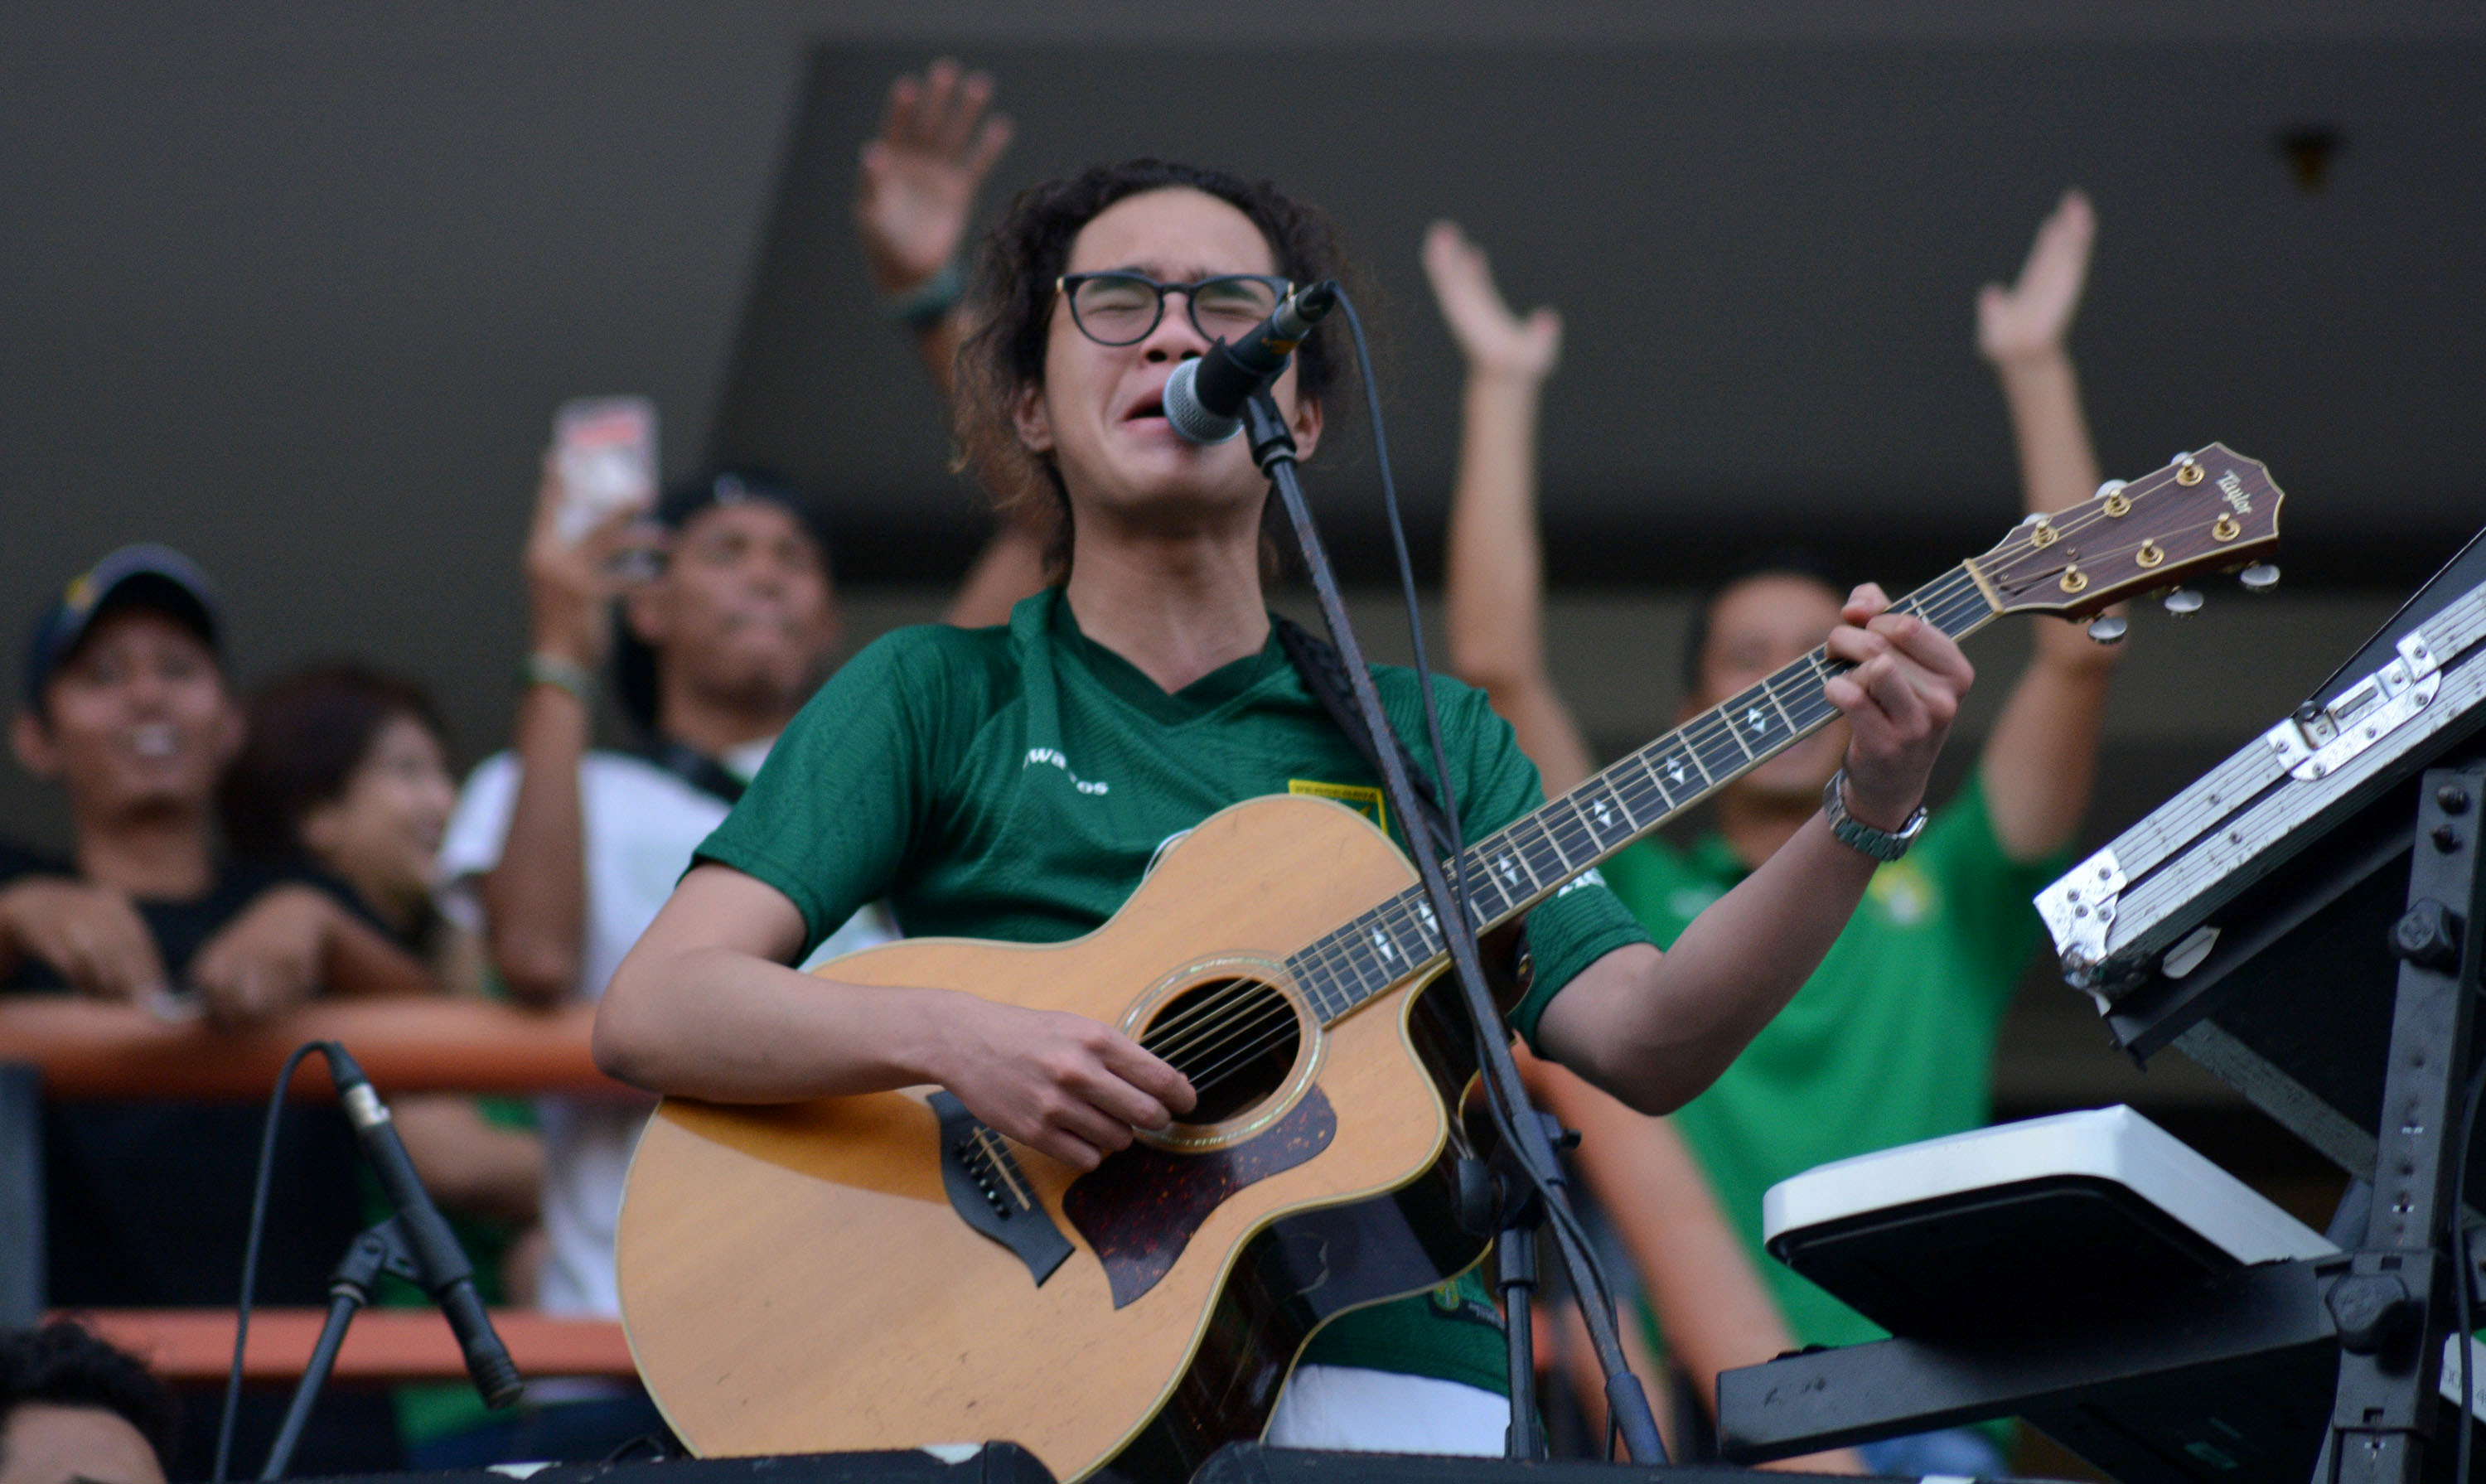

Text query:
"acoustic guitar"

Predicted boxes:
[[616, 447, 2285, 1482]]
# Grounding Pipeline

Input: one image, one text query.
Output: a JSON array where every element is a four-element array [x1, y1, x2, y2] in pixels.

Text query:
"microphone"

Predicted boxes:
[[322, 1042, 525, 1409], [1163, 280, 1341, 444]]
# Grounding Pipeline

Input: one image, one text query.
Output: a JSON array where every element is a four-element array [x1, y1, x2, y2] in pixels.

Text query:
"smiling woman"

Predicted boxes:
[[221, 665, 457, 941]]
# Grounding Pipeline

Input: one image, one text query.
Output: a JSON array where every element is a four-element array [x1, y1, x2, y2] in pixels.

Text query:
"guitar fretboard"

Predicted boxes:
[[1281, 562, 2001, 1022]]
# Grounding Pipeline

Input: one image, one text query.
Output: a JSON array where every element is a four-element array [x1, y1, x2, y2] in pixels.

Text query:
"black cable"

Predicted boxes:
[[2453, 1052, 2485, 1484], [214, 1040, 328, 1483], [1333, 291, 1633, 1424]]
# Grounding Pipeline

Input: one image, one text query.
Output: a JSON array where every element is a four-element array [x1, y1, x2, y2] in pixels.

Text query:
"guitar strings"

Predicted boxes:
[[1140, 986, 1296, 1071], [1154, 1001, 1302, 1095], [1156, 534, 2043, 1066], [973, 486, 2248, 1155], [1125, 485, 2242, 1100], [1149, 576, 2003, 1095], [1156, 560, 2005, 1079], [1139, 978, 1306, 1065]]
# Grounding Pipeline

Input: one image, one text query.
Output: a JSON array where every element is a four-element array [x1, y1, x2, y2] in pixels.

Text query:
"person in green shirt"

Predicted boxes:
[[592, 158, 1976, 1457], [1424, 195, 2124, 1473]]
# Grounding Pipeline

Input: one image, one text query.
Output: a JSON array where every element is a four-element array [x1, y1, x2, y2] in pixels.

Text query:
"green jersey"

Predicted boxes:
[[698, 588, 1650, 1392], [1601, 774, 2067, 1349]]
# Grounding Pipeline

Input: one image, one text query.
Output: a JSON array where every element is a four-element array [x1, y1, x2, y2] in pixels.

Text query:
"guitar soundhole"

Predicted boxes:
[[1139, 977, 1302, 1126]]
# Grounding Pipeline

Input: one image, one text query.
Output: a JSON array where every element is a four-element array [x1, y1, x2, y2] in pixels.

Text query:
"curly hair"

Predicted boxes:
[[952, 160, 1362, 576], [0, 1320, 180, 1475]]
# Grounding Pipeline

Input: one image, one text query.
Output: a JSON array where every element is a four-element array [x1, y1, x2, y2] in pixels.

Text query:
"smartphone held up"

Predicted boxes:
[[553, 395, 659, 543]]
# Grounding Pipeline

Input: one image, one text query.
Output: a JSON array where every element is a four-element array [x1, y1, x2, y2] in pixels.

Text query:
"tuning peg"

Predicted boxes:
[[2240, 563, 2281, 593], [2086, 616, 2129, 645], [2171, 452, 2195, 467], [2094, 478, 2128, 500], [2163, 588, 2204, 616]]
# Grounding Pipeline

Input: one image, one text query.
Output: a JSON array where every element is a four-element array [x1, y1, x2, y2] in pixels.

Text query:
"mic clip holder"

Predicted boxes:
[[259, 1216, 421, 1480]]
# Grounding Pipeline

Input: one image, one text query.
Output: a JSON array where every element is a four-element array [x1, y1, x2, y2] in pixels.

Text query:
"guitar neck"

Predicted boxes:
[[1284, 562, 2004, 1024]]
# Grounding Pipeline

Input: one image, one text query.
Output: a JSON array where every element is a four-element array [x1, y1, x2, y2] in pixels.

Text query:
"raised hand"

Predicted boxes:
[[1821, 585, 1975, 830], [1422, 220, 1562, 381], [855, 59, 1013, 296], [1977, 189, 2095, 365]]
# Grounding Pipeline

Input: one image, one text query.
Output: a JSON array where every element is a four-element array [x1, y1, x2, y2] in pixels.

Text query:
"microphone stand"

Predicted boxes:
[[260, 1217, 419, 1479], [1241, 390, 1668, 1463]]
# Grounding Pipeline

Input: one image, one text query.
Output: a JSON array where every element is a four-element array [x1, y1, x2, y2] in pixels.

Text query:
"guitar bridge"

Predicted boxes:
[[930, 1090, 1072, 1286]]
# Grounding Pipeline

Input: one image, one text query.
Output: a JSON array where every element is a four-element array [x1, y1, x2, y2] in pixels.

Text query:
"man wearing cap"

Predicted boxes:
[[4, 545, 430, 1018], [438, 469, 895, 1343], [1, 544, 423, 1473]]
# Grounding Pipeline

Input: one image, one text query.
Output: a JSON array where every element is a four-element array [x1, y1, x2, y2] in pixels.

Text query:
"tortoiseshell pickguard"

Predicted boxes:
[[1062, 1087, 1337, 1308]]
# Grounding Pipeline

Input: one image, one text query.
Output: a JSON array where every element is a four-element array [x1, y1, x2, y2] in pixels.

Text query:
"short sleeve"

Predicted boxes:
[[694, 627, 988, 956], [1404, 684, 1651, 1050]]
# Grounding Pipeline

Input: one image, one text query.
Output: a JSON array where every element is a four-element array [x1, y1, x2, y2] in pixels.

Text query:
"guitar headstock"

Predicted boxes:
[[1974, 442, 2285, 621]]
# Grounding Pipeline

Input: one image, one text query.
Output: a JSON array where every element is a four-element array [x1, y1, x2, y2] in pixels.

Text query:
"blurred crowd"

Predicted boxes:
[[1, 60, 2122, 1484]]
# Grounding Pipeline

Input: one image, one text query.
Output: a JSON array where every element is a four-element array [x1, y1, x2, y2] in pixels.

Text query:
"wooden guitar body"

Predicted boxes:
[[616, 795, 1494, 1482]]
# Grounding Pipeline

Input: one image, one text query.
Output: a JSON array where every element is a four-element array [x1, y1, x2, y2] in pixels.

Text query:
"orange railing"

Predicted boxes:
[[0, 998, 608, 1100], [64, 1309, 636, 1385], [3, 998, 636, 1382]]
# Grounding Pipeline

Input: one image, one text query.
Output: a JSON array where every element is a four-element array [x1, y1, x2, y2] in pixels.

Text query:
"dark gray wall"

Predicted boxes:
[[2, 2, 2479, 853], [722, 37, 2486, 587]]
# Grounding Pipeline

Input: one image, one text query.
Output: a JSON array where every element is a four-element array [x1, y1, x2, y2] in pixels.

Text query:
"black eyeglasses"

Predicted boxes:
[[1056, 273, 1292, 347]]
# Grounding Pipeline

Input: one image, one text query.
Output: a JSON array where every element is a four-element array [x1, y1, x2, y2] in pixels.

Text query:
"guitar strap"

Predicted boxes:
[[1273, 615, 1451, 861], [636, 737, 748, 808]]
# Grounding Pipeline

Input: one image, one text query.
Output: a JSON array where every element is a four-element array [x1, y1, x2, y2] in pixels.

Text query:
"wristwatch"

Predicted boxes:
[[1821, 766, 1928, 862]]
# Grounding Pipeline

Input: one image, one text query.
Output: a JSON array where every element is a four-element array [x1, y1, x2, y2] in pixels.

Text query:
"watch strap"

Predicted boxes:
[[1821, 766, 1928, 862]]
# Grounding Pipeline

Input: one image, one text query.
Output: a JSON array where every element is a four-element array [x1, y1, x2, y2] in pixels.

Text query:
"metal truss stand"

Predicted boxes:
[[2322, 761, 2486, 1484], [1717, 764, 2486, 1484]]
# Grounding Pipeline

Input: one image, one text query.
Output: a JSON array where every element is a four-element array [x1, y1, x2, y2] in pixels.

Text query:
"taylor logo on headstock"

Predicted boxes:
[[1973, 443, 2285, 639]]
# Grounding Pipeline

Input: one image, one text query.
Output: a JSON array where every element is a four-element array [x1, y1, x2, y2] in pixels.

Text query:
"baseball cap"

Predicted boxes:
[[651, 469, 833, 551], [23, 544, 223, 707]]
